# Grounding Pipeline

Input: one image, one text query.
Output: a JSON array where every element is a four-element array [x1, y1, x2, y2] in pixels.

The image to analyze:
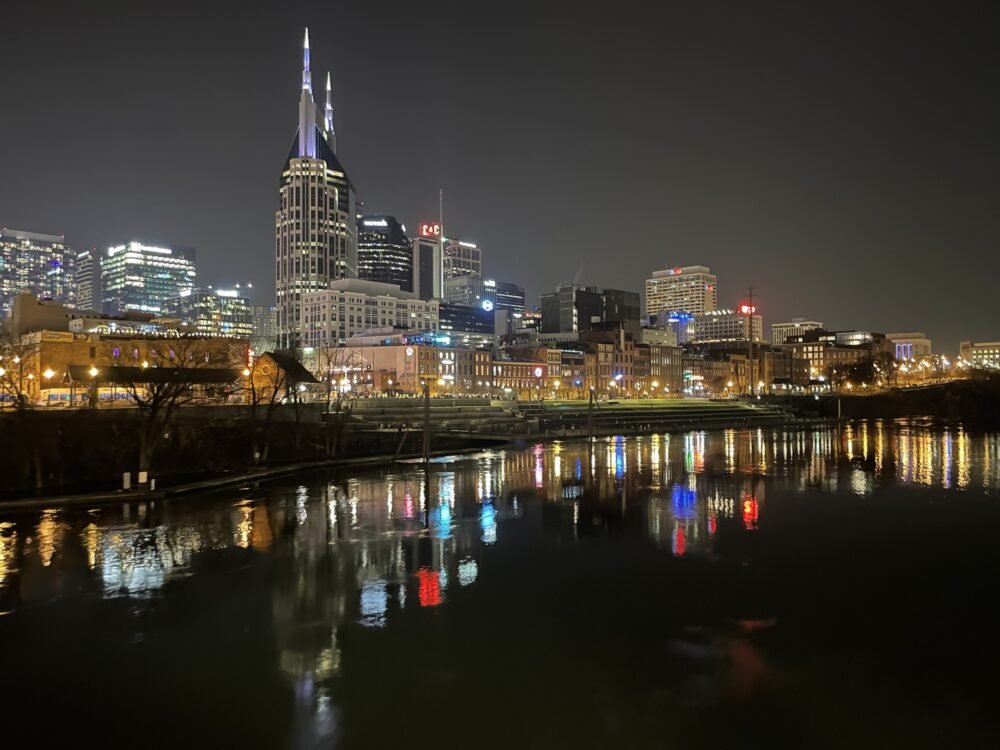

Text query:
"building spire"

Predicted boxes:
[[324, 72, 336, 148], [297, 28, 317, 157], [302, 27, 312, 93]]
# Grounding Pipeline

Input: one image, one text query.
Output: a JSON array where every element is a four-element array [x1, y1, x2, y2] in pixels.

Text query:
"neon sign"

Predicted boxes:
[[419, 222, 441, 238], [740, 304, 757, 314]]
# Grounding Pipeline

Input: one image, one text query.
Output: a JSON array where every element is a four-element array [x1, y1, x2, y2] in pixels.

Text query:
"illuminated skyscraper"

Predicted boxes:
[[276, 29, 358, 349], [443, 238, 481, 279], [645, 265, 717, 317], [166, 286, 254, 338], [75, 248, 97, 310], [357, 215, 412, 292], [100, 241, 196, 315], [0, 228, 76, 317]]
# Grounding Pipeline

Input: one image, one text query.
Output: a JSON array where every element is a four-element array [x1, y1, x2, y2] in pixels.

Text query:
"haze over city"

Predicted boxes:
[[3, 1, 999, 351]]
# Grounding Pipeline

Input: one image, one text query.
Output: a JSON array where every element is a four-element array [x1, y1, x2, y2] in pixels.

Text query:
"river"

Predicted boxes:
[[2, 421, 999, 749]]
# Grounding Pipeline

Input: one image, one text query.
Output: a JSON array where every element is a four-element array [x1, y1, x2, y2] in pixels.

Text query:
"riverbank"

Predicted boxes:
[[0, 412, 834, 511]]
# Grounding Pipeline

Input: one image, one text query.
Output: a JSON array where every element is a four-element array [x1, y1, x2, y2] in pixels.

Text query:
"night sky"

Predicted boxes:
[[2, 1, 999, 351]]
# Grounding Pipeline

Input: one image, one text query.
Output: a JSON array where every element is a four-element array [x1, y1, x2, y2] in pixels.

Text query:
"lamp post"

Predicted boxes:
[[43, 368, 54, 406], [88, 366, 99, 409]]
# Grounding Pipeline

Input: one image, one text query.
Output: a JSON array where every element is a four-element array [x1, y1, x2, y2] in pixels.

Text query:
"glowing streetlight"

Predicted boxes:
[[242, 368, 251, 377], [0, 367, 6, 377], [43, 368, 55, 380], [89, 366, 99, 378]]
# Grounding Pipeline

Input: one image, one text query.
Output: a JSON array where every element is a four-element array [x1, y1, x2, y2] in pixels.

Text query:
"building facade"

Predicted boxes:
[[443, 238, 481, 279], [166, 287, 254, 338], [443, 275, 497, 309], [101, 241, 196, 315], [357, 215, 412, 292], [495, 281, 526, 313], [1, 228, 76, 317], [693, 309, 763, 343], [959, 341, 1000, 369], [438, 302, 495, 348], [411, 236, 443, 301], [771, 318, 824, 345], [251, 305, 278, 350], [300, 279, 439, 349], [645, 265, 717, 317], [540, 284, 640, 337], [276, 30, 358, 349], [75, 249, 97, 311], [886, 332, 932, 361]]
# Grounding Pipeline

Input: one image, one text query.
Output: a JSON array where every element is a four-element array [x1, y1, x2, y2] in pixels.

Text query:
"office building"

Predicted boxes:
[[886, 332, 932, 361], [166, 286, 254, 338], [443, 238, 481, 279], [438, 302, 495, 348], [771, 318, 824, 345], [357, 215, 412, 292], [959, 341, 1000, 369], [75, 249, 97, 311], [251, 305, 278, 350], [276, 30, 358, 349], [540, 284, 640, 338], [495, 281, 526, 314], [101, 241, 196, 315], [300, 279, 439, 349], [645, 265, 717, 317], [693, 309, 763, 343], [0, 228, 76, 317], [411, 235, 443, 301], [443, 275, 497, 309]]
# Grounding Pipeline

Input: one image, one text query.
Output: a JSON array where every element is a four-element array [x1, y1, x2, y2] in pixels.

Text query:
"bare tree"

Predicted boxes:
[[0, 340, 43, 488], [317, 347, 363, 458], [245, 353, 289, 465], [124, 338, 242, 474]]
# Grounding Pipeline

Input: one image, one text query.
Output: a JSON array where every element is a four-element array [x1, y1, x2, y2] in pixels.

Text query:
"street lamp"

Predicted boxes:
[[43, 368, 54, 407]]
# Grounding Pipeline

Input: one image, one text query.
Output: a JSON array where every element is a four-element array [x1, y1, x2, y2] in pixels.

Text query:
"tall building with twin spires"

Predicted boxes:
[[275, 29, 358, 349]]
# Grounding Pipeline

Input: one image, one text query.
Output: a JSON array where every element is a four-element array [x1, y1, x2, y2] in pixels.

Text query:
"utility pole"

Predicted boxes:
[[422, 380, 431, 464], [746, 285, 755, 396]]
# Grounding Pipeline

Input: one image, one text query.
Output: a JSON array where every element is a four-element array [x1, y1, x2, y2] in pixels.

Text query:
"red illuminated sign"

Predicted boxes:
[[740, 304, 757, 315], [420, 222, 442, 238]]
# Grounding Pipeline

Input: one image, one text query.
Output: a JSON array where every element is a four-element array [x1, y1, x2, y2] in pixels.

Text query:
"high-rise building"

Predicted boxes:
[[300, 279, 439, 349], [438, 302, 494, 348], [495, 281, 526, 314], [692, 309, 763, 343], [771, 318, 824, 345], [443, 238, 481, 279], [251, 305, 278, 351], [412, 235, 443, 301], [166, 286, 254, 338], [75, 249, 97, 310], [100, 241, 196, 315], [443, 275, 497, 309], [645, 265, 717, 317], [0, 228, 76, 317], [540, 284, 640, 337], [276, 29, 358, 349], [358, 215, 413, 292]]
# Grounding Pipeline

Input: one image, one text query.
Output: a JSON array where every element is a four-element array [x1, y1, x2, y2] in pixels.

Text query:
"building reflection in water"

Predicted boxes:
[[2, 421, 999, 739]]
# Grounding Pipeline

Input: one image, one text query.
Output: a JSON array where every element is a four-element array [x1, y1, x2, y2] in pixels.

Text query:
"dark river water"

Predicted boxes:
[[2, 421, 1000, 749]]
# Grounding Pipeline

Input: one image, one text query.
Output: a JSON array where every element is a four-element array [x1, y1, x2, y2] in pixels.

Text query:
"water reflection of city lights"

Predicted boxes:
[[417, 568, 442, 607], [480, 501, 497, 545], [458, 556, 478, 587]]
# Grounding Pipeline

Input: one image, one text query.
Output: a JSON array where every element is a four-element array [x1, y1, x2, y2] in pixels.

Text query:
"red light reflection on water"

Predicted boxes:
[[673, 526, 686, 556], [742, 496, 759, 530], [417, 568, 441, 607]]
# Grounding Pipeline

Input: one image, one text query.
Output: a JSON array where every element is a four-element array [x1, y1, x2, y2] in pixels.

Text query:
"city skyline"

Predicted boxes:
[[2, 3, 1000, 351]]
